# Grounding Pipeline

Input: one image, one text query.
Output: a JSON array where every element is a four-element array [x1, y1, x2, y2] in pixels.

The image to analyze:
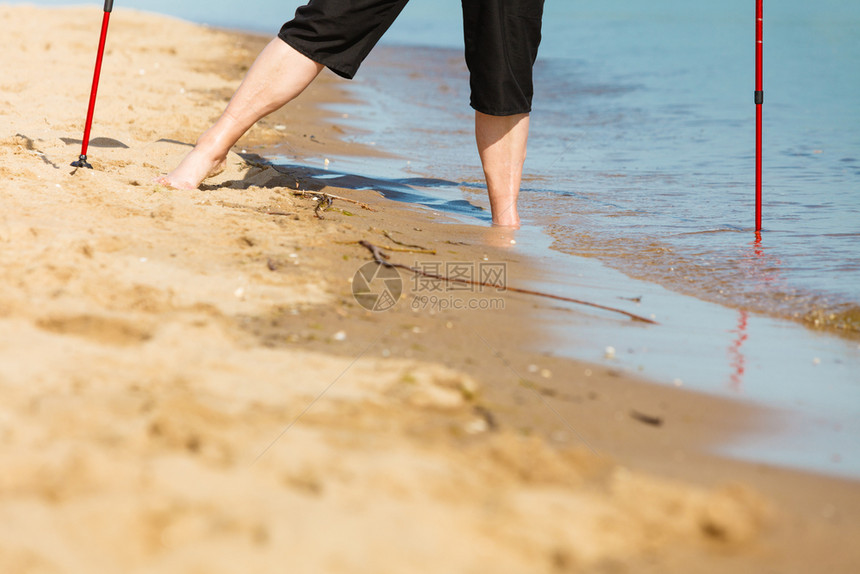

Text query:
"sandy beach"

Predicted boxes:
[[1, 5, 858, 572]]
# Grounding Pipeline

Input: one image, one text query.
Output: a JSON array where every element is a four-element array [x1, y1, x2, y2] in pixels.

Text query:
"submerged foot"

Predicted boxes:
[[481, 224, 519, 248], [491, 213, 521, 229], [155, 147, 226, 190]]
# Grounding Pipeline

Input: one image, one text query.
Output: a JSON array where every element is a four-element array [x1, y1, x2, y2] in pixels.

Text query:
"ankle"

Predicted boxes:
[[193, 131, 230, 165], [493, 215, 520, 228]]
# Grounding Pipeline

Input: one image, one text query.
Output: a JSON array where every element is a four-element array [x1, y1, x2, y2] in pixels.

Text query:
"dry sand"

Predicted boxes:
[[1, 5, 858, 573]]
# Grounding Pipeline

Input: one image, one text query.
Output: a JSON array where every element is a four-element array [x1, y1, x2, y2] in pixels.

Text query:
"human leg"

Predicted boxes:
[[157, 39, 324, 189], [159, 0, 410, 189], [475, 111, 529, 227], [462, 0, 544, 226]]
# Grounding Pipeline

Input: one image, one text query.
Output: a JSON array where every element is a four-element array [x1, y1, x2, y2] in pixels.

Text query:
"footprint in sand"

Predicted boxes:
[[36, 314, 154, 347]]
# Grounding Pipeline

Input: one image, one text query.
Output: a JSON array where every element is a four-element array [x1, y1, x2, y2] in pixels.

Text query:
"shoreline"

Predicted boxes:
[[291, 41, 860, 480], [1, 6, 858, 572], [312, 41, 860, 343]]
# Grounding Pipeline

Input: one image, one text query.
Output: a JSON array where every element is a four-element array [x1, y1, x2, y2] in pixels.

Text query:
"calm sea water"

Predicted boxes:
[[355, 0, 860, 338]]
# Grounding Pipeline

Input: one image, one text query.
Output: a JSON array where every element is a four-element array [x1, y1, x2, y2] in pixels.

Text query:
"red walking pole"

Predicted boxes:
[[755, 0, 764, 232], [71, 0, 115, 169]]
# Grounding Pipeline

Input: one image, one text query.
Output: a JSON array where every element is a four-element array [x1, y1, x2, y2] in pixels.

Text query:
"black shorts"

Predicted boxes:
[[278, 0, 544, 116]]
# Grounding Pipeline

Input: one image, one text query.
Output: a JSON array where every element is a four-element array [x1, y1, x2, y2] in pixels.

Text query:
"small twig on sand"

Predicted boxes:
[[314, 195, 333, 219], [337, 239, 435, 255], [357, 240, 658, 324], [629, 410, 663, 426], [383, 244, 436, 255], [383, 230, 431, 251], [360, 240, 391, 263], [292, 190, 377, 212]]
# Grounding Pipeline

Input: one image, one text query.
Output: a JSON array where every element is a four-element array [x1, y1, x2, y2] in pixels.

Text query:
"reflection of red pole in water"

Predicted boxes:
[[727, 233, 768, 391], [728, 309, 749, 392]]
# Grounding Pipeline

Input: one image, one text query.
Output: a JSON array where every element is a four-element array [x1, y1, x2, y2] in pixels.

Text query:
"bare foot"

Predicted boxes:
[[155, 147, 226, 190]]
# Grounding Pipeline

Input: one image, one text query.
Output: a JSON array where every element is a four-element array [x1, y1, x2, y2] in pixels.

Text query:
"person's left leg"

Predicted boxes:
[[157, 39, 324, 189], [475, 111, 529, 227], [159, 0, 411, 189]]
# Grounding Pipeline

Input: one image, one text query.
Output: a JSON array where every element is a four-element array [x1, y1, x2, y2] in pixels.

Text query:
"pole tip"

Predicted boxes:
[[70, 155, 93, 169]]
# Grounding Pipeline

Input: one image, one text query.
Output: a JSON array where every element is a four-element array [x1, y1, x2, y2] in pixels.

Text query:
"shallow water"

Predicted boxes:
[[377, 1, 860, 337], [28, 0, 860, 477], [527, 1, 860, 336]]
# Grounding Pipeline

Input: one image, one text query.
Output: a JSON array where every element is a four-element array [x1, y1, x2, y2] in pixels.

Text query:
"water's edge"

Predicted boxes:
[[274, 42, 860, 481]]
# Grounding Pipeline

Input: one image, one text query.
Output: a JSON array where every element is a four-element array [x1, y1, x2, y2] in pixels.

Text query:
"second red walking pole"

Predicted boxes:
[[72, 0, 115, 169], [755, 0, 764, 232]]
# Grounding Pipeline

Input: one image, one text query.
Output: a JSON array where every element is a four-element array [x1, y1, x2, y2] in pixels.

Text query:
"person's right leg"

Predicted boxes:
[[157, 39, 324, 189], [463, 0, 544, 227], [475, 111, 530, 227]]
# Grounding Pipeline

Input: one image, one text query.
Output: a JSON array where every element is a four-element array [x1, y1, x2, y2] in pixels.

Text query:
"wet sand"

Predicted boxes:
[[1, 6, 858, 573]]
